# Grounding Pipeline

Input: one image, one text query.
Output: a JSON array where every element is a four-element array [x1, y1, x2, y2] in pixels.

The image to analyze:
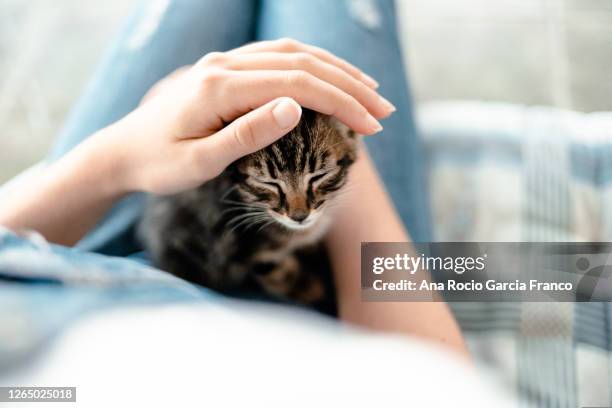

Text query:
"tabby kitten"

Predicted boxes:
[[140, 109, 358, 312]]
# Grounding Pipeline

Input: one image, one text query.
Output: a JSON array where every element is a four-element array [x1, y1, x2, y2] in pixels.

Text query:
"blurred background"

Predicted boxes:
[[1, 0, 611, 184]]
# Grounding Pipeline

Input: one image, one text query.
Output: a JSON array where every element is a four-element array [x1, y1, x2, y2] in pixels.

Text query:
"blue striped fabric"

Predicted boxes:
[[420, 101, 612, 407]]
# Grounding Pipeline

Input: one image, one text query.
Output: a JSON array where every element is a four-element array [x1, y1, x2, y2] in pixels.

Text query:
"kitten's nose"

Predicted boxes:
[[289, 210, 309, 223]]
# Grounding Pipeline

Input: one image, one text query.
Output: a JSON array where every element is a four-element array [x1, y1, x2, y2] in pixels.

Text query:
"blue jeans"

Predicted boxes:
[[0, 0, 431, 372], [51, 0, 431, 256]]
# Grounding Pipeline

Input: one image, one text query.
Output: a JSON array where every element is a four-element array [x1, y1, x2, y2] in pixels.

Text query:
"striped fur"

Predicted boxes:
[[140, 109, 358, 313]]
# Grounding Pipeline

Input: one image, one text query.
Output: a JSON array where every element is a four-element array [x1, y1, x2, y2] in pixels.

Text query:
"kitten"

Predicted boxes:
[[140, 109, 358, 313]]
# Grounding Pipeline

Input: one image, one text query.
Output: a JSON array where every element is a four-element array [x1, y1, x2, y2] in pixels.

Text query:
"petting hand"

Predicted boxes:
[[100, 38, 395, 196]]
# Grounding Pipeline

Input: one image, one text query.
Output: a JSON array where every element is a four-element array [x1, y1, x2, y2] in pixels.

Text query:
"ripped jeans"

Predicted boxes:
[[0, 0, 430, 371]]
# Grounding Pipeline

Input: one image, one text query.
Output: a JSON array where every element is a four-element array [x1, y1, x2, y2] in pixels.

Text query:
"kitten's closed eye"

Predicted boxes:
[[308, 173, 326, 188], [260, 180, 286, 208], [262, 180, 282, 189]]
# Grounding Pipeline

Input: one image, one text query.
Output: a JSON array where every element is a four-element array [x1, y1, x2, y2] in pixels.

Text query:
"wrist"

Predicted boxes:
[[75, 123, 133, 199]]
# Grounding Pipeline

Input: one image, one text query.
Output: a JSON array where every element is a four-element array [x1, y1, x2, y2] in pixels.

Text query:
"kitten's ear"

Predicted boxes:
[[330, 117, 359, 140], [329, 117, 359, 167], [227, 161, 249, 183]]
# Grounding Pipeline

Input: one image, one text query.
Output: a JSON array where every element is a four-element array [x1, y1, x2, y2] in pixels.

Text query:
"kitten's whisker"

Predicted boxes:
[[243, 220, 266, 233], [226, 211, 266, 227], [226, 211, 268, 226], [221, 206, 264, 216], [221, 199, 267, 208], [227, 214, 270, 234], [226, 210, 263, 221], [221, 207, 245, 216], [223, 203, 268, 212], [223, 203, 267, 211], [256, 219, 277, 234], [219, 185, 239, 202], [226, 218, 253, 235]]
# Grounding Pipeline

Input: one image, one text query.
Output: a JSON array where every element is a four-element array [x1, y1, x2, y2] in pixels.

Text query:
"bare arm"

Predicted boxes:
[[0, 39, 391, 244], [0, 124, 128, 245], [326, 147, 470, 357]]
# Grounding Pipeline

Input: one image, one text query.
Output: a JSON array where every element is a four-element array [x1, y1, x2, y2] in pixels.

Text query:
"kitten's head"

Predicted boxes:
[[231, 109, 359, 230]]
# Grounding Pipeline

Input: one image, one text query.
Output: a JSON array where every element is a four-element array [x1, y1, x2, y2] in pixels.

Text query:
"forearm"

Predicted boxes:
[[0, 42, 388, 247], [0, 124, 127, 246], [326, 148, 469, 357]]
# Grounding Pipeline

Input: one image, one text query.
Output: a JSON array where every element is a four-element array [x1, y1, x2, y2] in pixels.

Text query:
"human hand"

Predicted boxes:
[[101, 38, 395, 196]]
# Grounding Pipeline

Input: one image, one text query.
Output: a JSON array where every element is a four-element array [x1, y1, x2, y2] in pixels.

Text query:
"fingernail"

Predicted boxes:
[[379, 96, 396, 113], [361, 72, 379, 89], [272, 98, 302, 129], [366, 114, 383, 134]]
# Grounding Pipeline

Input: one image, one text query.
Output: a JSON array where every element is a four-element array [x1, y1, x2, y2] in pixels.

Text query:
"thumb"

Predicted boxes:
[[203, 97, 302, 165]]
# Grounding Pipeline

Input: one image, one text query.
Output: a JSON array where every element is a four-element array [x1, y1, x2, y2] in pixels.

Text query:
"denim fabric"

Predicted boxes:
[[0, 227, 216, 372]]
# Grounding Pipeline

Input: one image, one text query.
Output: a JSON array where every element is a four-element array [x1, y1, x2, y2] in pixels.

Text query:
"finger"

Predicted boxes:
[[223, 52, 395, 118], [199, 97, 302, 167], [219, 70, 383, 135], [229, 38, 379, 89]]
